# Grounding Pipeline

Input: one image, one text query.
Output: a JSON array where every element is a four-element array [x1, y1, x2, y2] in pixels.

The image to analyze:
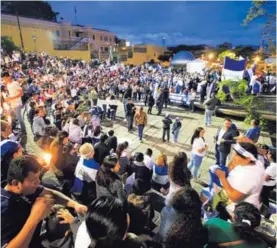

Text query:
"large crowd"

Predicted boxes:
[[0, 51, 276, 248]]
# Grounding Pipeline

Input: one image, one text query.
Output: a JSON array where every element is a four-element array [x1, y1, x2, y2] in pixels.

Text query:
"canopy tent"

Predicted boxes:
[[264, 57, 276, 65], [171, 51, 195, 66], [186, 59, 207, 73]]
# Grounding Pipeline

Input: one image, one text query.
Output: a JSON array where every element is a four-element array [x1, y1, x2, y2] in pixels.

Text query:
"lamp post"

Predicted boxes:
[[32, 35, 37, 53], [162, 37, 166, 47]]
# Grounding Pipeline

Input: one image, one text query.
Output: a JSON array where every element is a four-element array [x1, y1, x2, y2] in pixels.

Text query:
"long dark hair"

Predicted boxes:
[[96, 155, 119, 188], [233, 202, 261, 243], [191, 127, 205, 145], [116, 143, 125, 158], [85, 197, 128, 248], [169, 152, 191, 187], [164, 186, 208, 248]]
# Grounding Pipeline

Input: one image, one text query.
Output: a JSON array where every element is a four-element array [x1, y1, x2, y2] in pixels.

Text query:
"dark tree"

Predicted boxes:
[[158, 54, 171, 62], [1, 1, 59, 21], [1, 36, 19, 55]]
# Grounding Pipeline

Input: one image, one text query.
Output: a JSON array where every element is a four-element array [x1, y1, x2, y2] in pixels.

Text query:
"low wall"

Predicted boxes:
[[50, 50, 91, 61]]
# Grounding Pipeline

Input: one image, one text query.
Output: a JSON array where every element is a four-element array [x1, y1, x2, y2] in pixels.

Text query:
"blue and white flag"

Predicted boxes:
[[244, 62, 257, 80], [222, 56, 246, 81]]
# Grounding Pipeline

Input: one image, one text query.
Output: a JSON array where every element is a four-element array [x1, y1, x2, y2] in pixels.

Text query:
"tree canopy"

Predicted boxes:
[[243, 0, 276, 54], [1, 1, 59, 22], [1, 36, 20, 55]]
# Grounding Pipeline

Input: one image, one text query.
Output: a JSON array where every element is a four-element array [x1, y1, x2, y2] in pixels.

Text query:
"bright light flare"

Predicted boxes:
[[254, 56, 261, 62], [208, 53, 214, 60], [7, 115, 12, 124], [43, 153, 52, 165]]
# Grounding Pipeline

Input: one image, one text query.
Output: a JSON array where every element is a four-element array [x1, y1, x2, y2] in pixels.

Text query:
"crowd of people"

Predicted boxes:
[[0, 51, 276, 248]]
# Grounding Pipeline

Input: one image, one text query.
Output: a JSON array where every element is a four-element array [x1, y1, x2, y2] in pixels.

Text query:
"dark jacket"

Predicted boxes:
[[205, 97, 218, 111], [126, 103, 135, 117], [94, 142, 109, 165], [96, 177, 127, 202], [215, 128, 236, 154], [148, 95, 155, 107], [106, 136, 118, 152], [131, 162, 152, 191], [163, 117, 172, 129]]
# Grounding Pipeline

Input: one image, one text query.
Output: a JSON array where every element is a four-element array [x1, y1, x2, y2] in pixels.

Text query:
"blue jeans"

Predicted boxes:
[[188, 153, 203, 178], [173, 129, 180, 142], [123, 99, 128, 113], [13, 105, 26, 134], [138, 124, 144, 140], [215, 144, 228, 167], [204, 109, 214, 125]]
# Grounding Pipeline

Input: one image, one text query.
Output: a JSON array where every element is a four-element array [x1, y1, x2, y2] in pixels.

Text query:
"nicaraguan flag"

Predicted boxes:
[[244, 62, 257, 81], [222, 56, 246, 81]]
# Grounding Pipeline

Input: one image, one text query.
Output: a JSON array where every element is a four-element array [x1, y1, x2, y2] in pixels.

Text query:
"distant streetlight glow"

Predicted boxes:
[[208, 53, 214, 60], [254, 56, 261, 62]]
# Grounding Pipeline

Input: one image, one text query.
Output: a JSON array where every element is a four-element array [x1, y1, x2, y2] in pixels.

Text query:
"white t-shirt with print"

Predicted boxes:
[[7, 81, 22, 108], [227, 161, 265, 210], [192, 137, 207, 157], [264, 162, 276, 187]]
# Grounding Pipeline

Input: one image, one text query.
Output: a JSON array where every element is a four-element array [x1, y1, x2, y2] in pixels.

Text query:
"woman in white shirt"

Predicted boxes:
[[260, 149, 276, 207], [215, 141, 265, 213], [188, 127, 208, 178]]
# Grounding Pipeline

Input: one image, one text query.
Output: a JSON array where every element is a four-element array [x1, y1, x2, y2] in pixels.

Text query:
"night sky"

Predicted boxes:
[[50, 1, 276, 47]]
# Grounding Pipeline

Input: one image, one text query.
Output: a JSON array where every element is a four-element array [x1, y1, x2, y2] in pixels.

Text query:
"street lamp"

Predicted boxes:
[[32, 35, 37, 53]]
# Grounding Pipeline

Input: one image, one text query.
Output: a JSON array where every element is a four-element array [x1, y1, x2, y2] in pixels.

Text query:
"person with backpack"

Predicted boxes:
[[172, 117, 182, 143]]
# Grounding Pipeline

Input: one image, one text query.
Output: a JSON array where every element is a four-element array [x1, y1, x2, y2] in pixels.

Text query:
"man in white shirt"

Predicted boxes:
[[2, 72, 26, 135]]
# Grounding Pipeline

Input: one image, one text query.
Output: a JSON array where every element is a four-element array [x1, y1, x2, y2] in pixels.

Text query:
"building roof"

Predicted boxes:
[[171, 51, 195, 65]]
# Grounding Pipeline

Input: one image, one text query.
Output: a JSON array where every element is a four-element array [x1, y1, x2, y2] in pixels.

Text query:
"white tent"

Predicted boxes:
[[186, 59, 206, 74]]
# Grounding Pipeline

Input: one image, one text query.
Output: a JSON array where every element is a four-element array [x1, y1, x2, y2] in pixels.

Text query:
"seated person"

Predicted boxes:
[[71, 143, 100, 205], [127, 179, 154, 234], [152, 153, 169, 194], [75, 196, 147, 248], [156, 187, 207, 247], [205, 202, 267, 248], [131, 152, 152, 192], [1, 155, 87, 248], [41, 205, 80, 248]]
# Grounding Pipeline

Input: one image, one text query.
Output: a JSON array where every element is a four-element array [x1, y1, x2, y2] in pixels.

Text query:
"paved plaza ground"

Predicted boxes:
[[25, 100, 272, 192]]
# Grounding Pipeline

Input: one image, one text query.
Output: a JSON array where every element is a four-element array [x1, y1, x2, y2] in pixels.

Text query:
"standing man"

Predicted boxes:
[[125, 98, 135, 132], [172, 117, 182, 143], [214, 118, 236, 166], [162, 113, 172, 142], [144, 82, 150, 106], [135, 106, 148, 142], [156, 89, 164, 115], [245, 119, 261, 143], [90, 87, 98, 106], [2, 72, 26, 135], [163, 86, 170, 108], [1, 155, 87, 248], [203, 93, 218, 126], [189, 88, 196, 112]]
